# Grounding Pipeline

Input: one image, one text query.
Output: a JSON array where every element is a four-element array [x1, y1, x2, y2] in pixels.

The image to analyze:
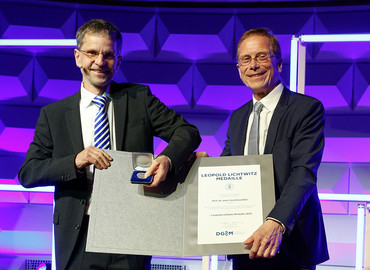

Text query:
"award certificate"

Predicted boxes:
[[87, 151, 274, 256], [198, 165, 263, 244]]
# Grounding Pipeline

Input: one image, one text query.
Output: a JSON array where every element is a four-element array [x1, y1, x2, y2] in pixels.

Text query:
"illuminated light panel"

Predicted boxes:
[[319, 193, 370, 202], [0, 184, 54, 193], [210, 255, 218, 270], [355, 204, 365, 270], [291, 34, 370, 94], [0, 39, 76, 46], [289, 37, 299, 92], [301, 34, 370, 43]]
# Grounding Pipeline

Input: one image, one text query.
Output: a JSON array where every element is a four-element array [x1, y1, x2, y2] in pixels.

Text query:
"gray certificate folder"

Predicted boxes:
[[86, 150, 275, 256]]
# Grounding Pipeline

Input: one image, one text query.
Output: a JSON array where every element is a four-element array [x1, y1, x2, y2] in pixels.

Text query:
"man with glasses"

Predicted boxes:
[[222, 28, 329, 269], [18, 19, 201, 270]]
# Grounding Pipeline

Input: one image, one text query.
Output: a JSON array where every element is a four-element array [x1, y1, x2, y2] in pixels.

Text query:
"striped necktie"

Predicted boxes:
[[92, 95, 110, 150], [248, 101, 263, 155]]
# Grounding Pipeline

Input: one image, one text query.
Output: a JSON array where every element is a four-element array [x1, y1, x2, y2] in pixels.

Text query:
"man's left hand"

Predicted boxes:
[[144, 155, 170, 187], [243, 219, 283, 259]]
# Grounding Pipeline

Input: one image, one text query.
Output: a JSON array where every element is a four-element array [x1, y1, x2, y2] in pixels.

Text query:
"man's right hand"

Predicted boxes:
[[75, 146, 112, 170]]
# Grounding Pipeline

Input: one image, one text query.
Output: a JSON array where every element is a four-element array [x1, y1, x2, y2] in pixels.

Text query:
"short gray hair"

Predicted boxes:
[[76, 19, 122, 54]]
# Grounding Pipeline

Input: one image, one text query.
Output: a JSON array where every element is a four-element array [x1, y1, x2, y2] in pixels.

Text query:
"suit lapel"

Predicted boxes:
[[264, 87, 290, 154], [111, 82, 128, 151], [66, 91, 84, 153], [234, 102, 252, 155]]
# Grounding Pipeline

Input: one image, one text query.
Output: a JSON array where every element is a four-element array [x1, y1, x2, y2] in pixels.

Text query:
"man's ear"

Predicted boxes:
[[116, 55, 123, 68], [74, 49, 82, 68], [277, 58, 283, 73], [237, 63, 243, 78]]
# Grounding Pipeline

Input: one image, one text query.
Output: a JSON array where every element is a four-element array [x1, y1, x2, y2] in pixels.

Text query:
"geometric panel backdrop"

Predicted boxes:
[[1, 1, 370, 268]]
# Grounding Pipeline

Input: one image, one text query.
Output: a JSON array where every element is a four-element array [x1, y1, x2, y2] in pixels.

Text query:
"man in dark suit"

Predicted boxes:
[[222, 28, 329, 269], [18, 19, 201, 270]]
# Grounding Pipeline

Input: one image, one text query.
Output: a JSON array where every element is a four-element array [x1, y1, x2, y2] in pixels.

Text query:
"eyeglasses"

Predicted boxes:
[[237, 53, 274, 67], [78, 49, 117, 61]]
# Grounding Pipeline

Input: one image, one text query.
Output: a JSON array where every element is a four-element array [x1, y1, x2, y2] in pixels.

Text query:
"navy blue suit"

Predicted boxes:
[[222, 87, 329, 267]]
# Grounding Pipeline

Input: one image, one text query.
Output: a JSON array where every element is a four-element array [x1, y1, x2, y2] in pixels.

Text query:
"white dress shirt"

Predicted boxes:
[[79, 83, 116, 214], [243, 83, 286, 232], [244, 83, 284, 155], [79, 83, 116, 151]]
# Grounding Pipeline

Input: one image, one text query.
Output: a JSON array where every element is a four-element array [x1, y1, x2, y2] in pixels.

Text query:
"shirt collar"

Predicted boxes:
[[252, 83, 284, 112], [80, 82, 112, 109]]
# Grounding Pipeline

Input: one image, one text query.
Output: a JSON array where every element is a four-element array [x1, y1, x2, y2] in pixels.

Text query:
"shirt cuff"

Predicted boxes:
[[266, 217, 286, 234]]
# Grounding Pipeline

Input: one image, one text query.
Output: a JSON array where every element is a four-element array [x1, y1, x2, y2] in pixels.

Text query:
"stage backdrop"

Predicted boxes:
[[0, 1, 370, 268]]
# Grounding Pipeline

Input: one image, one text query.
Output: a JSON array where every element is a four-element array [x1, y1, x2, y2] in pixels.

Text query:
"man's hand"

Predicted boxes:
[[75, 146, 112, 170], [144, 155, 170, 187], [194, 151, 209, 157], [186, 151, 209, 162], [243, 219, 284, 259]]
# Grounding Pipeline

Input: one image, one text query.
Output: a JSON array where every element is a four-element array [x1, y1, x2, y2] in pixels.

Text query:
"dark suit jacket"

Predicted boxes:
[[221, 87, 329, 267], [18, 82, 201, 270]]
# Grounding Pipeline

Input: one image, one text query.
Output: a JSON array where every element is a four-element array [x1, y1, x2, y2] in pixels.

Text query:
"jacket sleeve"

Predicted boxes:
[[18, 107, 82, 188], [268, 99, 325, 232]]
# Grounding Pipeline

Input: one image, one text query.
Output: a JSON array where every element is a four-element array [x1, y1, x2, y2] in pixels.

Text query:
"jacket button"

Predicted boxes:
[[80, 199, 85, 205], [75, 224, 80, 230]]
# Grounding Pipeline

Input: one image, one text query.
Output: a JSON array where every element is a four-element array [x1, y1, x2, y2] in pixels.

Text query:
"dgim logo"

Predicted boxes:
[[216, 231, 234, 236]]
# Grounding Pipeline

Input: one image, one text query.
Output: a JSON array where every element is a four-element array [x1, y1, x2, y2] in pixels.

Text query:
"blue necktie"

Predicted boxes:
[[248, 102, 263, 155], [92, 95, 110, 150]]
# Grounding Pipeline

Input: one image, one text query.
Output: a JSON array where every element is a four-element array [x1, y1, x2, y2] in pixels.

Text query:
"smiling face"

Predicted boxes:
[[74, 33, 122, 95], [237, 35, 282, 100]]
